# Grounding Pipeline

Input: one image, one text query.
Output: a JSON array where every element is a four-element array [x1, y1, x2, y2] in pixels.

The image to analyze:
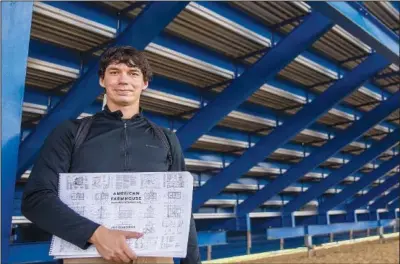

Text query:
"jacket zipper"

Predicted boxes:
[[123, 121, 128, 171]]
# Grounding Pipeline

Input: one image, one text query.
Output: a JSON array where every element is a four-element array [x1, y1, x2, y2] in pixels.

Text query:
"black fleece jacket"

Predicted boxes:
[[21, 106, 201, 263]]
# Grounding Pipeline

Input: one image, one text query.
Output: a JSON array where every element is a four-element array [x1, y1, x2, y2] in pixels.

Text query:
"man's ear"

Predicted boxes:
[[142, 81, 149, 91], [99, 77, 105, 88]]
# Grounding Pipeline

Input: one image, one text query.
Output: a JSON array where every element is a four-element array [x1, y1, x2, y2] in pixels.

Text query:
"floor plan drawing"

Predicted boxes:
[[52, 172, 193, 258]]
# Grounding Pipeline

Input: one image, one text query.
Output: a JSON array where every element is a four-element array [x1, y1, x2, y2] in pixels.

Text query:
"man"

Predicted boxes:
[[22, 46, 201, 263]]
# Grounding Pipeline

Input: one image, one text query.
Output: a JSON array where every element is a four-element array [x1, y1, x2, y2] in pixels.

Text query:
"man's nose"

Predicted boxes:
[[118, 73, 129, 84]]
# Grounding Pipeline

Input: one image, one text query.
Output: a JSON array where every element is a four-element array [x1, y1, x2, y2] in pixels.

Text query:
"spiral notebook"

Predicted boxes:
[[49, 171, 193, 259]]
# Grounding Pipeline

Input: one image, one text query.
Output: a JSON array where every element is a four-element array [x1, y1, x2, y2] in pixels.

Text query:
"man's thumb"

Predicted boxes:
[[123, 231, 143, 239]]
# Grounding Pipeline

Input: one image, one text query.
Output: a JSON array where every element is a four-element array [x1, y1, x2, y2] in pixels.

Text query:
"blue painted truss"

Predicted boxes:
[[345, 172, 400, 211], [208, 54, 392, 216], [176, 12, 334, 151], [370, 187, 400, 210], [283, 129, 399, 213]]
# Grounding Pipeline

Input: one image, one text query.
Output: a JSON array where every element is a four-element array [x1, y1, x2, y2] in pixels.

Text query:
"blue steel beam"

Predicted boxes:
[[283, 129, 399, 213], [391, 1, 400, 12], [1, 2, 33, 263], [237, 89, 399, 216], [344, 171, 400, 211], [321, 157, 400, 212], [369, 187, 400, 210], [206, 54, 392, 216], [16, 2, 188, 177], [307, 1, 400, 65], [388, 198, 399, 210], [176, 12, 334, 151]]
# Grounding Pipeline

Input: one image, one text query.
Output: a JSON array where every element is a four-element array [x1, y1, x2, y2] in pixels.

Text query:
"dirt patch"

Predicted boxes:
[[241, 237, 399, 264]]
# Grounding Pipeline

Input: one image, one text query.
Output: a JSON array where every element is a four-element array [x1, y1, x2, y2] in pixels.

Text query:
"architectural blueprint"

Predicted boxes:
[[49, 171, 193, 259]]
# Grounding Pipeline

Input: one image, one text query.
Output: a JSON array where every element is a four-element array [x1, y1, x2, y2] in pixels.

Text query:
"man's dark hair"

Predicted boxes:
[[98, 46, 153, 82]]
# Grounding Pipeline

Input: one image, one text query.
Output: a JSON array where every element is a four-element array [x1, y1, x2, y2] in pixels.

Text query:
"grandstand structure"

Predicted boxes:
[[2, 1, 399, 263]]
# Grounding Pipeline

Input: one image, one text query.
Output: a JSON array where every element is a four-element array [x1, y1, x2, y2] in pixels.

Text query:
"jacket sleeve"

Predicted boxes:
[[21, 120, 100, 249], [166, 129, 202, 264]]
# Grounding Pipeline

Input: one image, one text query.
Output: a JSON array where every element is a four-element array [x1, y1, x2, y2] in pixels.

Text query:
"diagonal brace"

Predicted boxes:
[[283, 129, 399, 213], [229, 56, 394, 217], [344, 171, 400, 211]]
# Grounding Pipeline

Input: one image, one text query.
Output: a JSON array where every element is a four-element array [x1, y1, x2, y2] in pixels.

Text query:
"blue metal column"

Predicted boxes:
[[308, 1, 399, 64], [17, 2, 188, 177], [1, 2, 33, 263], [370, 187, 400, 210], [283, 129, 399, 213], [226, 56, 393, 216], [322, 158, 400, 212], [176, 12, 333, 151]]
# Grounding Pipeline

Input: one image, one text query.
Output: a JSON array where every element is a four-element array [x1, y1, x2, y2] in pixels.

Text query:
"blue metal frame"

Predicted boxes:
[[226, 54, 393, 217], [283, 129, 399, 213], [267, 226, 305, 239], [388, 198, 399, 210], [325, 157, 400, 208], [1, 2, 33, 263], [307, 1, 399, 64], [307, 221, 380, 236], [17, 2, 188, 177], [176, 12, 334, 151], [370, 187, 400, 210], [344, 172, 399, 211], [266, 219, 395, 240], [197, 231, 227, 246], [8, 243, 53, 264]]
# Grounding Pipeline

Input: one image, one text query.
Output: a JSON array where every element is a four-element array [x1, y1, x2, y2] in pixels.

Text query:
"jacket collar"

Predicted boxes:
[[101, 105, 144, 121]]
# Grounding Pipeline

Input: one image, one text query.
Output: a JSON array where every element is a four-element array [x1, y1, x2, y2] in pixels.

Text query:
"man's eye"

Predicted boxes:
[[110, 71, 118, 75], [129, 72, 138, 76]]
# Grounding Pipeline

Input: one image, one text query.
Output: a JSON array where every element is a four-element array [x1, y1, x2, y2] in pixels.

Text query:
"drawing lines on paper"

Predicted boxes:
[[92, 206, 109, 219], [134, 236, 158, 250], [144, 205, 155, 218], [92, 175, 111, 189], [141, 174, 161, 189], [70, 206, 85, 216], [116, 174, 137, 190], [118, 205, 133, 219], [160, 236, 181, 249], [70, 192, 84, 201], [144, 190, 158, 203], [165, 173, 184, 188], [167, 191, 181, 199], [166, 205, 182, 218], [94, 192, 109, 201], [143, 221, 156, 234], [66, 176, 89, 190]]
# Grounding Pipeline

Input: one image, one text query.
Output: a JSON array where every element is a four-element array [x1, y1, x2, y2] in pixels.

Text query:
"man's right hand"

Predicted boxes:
[[89, 226, 143, 263]]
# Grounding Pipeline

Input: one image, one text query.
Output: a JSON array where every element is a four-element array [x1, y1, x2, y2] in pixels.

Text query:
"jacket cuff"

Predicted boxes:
[[75, 222, 101, 250]]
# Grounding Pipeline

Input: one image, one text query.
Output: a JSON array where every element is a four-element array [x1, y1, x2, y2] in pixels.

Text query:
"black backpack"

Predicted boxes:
[[72, 116, 173, 168]]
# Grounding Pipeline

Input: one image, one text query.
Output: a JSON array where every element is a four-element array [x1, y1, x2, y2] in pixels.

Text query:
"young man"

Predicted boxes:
[[22, 46, 201, 263]]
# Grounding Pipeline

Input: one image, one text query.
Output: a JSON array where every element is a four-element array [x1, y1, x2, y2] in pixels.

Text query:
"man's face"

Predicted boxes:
[[99, 63, 148, 107]]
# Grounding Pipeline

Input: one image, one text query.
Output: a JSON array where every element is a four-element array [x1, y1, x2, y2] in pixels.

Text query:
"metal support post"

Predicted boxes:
[[207, 245, 212, 260], [246, 214, 252, 254], [1, 2, 34, 263]]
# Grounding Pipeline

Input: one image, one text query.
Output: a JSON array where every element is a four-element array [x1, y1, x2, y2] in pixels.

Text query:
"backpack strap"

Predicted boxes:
[[146, 119, 173, 169], [72, 116, 94, 156]]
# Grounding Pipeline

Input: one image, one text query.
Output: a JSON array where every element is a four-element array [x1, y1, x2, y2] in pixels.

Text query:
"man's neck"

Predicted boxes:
[[106, 103, 139, 119]]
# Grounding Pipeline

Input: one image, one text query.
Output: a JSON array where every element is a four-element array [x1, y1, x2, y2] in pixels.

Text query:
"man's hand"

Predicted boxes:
[[89, 226, 143, 263]]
